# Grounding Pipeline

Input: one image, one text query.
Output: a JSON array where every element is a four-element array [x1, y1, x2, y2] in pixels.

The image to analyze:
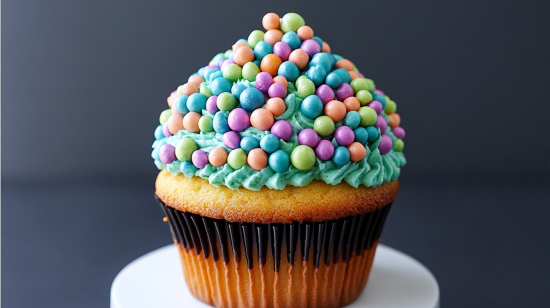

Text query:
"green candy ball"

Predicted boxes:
[[198, 115, 214, 132], [242, 62, 260, 82], [350, 78, 370, 94], [314, 116, 335, 137], [227, 148, 247, 169], [159, 109, 172, 125], [199, 83, 213, 98], [385, 99, 397, 114], [365, 78, 376, 92], [280, 13, 305, 33], [176, 138, 199, 162], [217, 92, 237, 111], [356, 90, 373, 105], [223, 63, 242, 83], [224, 49, 233, 59], [393, 139, 404, 152], [297, 78, 315, 99], [295, 75, 309, 85], [290, 145, 316, 170], [358, 106, 377, 127], [248, 30, 264, 49]]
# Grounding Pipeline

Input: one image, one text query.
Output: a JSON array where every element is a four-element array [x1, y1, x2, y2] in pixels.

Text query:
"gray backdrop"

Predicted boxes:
[[3, 0, 549, 307]]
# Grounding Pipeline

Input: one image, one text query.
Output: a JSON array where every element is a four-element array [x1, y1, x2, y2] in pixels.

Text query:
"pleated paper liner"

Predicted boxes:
[[156, 195, 392, 308]]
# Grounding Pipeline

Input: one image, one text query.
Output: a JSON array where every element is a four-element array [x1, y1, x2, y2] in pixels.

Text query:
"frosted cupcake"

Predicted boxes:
[[152, 12, 406, 308]]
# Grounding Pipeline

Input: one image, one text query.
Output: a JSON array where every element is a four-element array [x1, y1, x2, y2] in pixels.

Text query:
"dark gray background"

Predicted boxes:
[[3, 0, 549, 307]]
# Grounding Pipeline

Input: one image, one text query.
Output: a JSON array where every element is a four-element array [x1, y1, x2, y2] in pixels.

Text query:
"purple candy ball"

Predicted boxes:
[[192, 150, 209, 169], [336, 83, 354, 101], [223, 131, 241, 149], [298, 128, 319, 147], [368, 100, 383, 115], [206, 64, 219, 69], [159, 143, 177, 164], [271, 120, 293, 140], [228, 108, 250, 132], [334, 126, 355, 146], [375, 115, 388, 133], [316, 84, 335, 105], [373, 89, 385, 95], [273, 42, 292, 61], [255, 72, 273, 93], [162, 123, 172, 137], [315, 140, 335, 160], [378, 134, 393, 155], [392, 126, 406, 139], [220, 59, 236, 72], [300, 39, 321, 57], [206, 95, 219, 114], [358, 72, 365, 78], [268, 82, 286, 98]]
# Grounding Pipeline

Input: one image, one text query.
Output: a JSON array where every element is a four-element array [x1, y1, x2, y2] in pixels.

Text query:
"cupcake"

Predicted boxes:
[[152, 12, 406, 308]]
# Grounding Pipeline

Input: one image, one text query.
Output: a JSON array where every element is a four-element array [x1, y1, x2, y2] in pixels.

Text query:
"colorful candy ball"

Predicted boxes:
[[239, 87, 265, 112], [290, 145, 316, 170], [393, 139, 405, 152], [268, 82, 286, 98], [227, 148, 247, 169], [280, 13, 305, 33], [366, 126, 380, 142], [347, 142, 367, 161], [297, 128, 319, 147], [375, 115, 388, 133], [186, 93, 207, 113], [213, 111, 230, 134], [198, 115, 214, 132], [167, 114, 185, 134], [264, 29, 283, 45], [217, 92, 237, 111], [336, 83, 354, 101], [269, 150, 290, 173], [242, 62, 260, 82], [176, 138, 199, 162], [271, 120, 293, 139], [358, 106, 378, 127], [314, 116, 335, 137], [315, 139, 335, 160], [392, 126, 406, 139], [240, 136, 260, 153], [368, 100, 383, 114], [273, 42, 292, 61], [223, 131, 241, 149], [250, 108, 275, 131], [334, 126, 355, 146], [316, 84, 335, 104], [247, 148, 268, 170], [260, 54, 283, 77], [378, 134, 393, 155], [301, 95, 323, 119], [159, 143, 177, 164], [208, 147, 228, 167], [332, 146, 350, 166], [183, 112, 201, 133], [353, 127, 369, 144], [262, 13, 280, 30], [265, 97, 286, 116], [255, 71, 273, 93], [300, 39, 321, 57], [260, 134, 279, 153], [191, 150, 209, 168], [206, 95, 219, 113], [324, 100, 347, 122]]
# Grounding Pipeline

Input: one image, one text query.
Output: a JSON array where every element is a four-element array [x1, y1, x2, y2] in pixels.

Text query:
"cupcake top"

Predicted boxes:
[[152, 12, 406, 191]]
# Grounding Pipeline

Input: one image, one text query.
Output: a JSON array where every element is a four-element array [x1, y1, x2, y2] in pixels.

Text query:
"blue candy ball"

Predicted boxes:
[[332, 146, 350, 166], [180, 161, 197, 177], [197, 67, 206, 77], [344, 111, 361, 129], [211, 77, 232, 95], [333, 68, 351, 84], [309, 53, 332, 73], [269, 150, 291, 173], [208, 70, 224, 83], [353, 127, 369, 144], [173, 95, 189, 114], [281, 31, 302, 50], [325, 72, 342, 88], [231, 83, 248, 99], [154, 125, 164, 140], [260, 134, 279, 153], [277, 61, 300, 82], [366, 126, 379, 142], [240, 136, 260, 153], [312, 36, 323, 49], [253, 59, 261, 67], [204, 68, 220, 82], [301, 95, 324, 119], [236, 38, 247, 43], [239, 87, 265, 111], [372, 93, 387, 109], [186, 93, 207, 112], [306, 65, 327, 86], [213, 111, 230, 134], [254, 41, 273, 61]]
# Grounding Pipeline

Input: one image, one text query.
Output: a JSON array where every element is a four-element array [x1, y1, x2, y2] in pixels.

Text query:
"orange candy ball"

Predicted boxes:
[[188, 75, 204, 87], [273, 76, 288, 89], [167, 114, 184, 134], [297, 26, 314, 40], [260, 54, 283, 77], [343, 97, 361, 112], [324, 100, 347, 122], [209, 147, 228, 167], [348, 70, 360, 80], [264, 29, 283, 45], [262, 13, 280, 30], [321, 41, 331, 52], [266, 97, 286, 116], [183, 112, 201, 133], [232, 41, 249, 52], [388, 113, 401, 128], [336, 59, 355, 71], [347, 142, 367, 161], [289, 49, 309, 70], [250, 108, 275, 131], [178, 83, 198, 96], [234, 46, 255, 66], [247, 148, 268, 170], [167, 94, 176, 107]]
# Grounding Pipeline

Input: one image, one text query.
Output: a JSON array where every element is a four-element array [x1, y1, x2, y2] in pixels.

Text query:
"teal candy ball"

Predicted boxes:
[[211, 77, 232, 96], [332, 146, 350, 166], [186, 93, 207, 113], [354, 127, 369, 144], [344, 111, 361, 129], [260, 134, 279, 153], [306, 65, 327, 86], [269, 150, 290, 173], [301, 95, 323, 119]]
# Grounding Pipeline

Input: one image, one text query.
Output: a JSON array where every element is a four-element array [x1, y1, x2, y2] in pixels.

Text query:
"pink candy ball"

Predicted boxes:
[[368, 100, 383, 115], [315, 140, 335, 160], [271, 120, 293, 140], [392, 126, 406, 139], [336, 83, 354, 101], [334, 126, 355, 146], [228, 108, 250, 132], [268, 82, 286, 98], [273, 42, 292, 61], [358, 72, 365, 78], [300, 39, 321, 57], [375, 115, 388, 134], [297, 128, 319, 147], [373, 89, 385, 95], [316, 84, 335, 105], [378, 134, 393, 155], [159, 143, 177, 164], [220, 59, 235, 72], [255, 72, 273, 93], [223, 131, 241, 149], [192, 150, 209, 168], [206, 95, 219, 114], [162, 123, 172, 137]]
